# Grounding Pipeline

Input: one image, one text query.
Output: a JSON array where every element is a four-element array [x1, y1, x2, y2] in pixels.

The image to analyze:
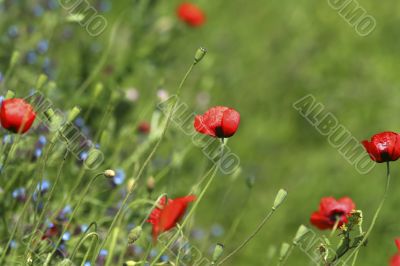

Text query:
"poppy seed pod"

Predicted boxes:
[[146, 176, 155, 193], [211, 243, 224, 263], [194, 47, 207, 65], [104, 169, 116, 178], [128, 226, 142, 245], [272, 189, 288, 210]]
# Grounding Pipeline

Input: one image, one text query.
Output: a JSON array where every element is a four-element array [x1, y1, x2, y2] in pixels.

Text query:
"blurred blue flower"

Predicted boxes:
[[47, 0, 58, 10], [191, 229, 205, 240], [99, 249, 108, 257], [160, 255, 169, 262], [38, 135, 47, 146], [26, 51, 38, 65], [37, 40, 49, 54], [133, 245, 143, 255], [83, 262, 91, 266], [99, 0, 111, 12], [36, 180, 50, 193], [12, 188, 26, 202], [8, 25, 19, 38], [75, 117, 85, 127], [211, 224, 225, 237], [0, 72, 3, 83], [80, 151, 88, 161], [3, 135, 13, 145], [34, 148, 43, 158], [33, 5, 44, 17], [80, 224, 89, 232], [150, 249, 158, 258], [10, 240, 17, 249], [112, 169, 125, 185], [58, 205, 72, 221], [62, 231, 71, 241]]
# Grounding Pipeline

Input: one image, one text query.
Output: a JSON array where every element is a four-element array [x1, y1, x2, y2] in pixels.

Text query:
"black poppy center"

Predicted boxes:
[[381, 151, 390, 161], [329, 211, 345, 222], [215, 126, 225, 138]]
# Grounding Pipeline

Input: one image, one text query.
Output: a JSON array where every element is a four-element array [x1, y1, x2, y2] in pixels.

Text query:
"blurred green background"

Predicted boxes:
[[1, 0, 400, 265]]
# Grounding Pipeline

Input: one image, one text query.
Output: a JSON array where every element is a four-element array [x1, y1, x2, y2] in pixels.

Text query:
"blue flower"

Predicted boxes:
[[37, 40, 49, 54], [8, 25, 19, 38], [112, 169, 125, 185], [26, 51, 38, 65], [99, 249, 108, 257], [160, 255, 169, 262], [62, 232, 71, 241], [33, 5, 44, 17], [211, 224, 225, 237], [38, 135, 47, 146], [12, 188, 26, 202]]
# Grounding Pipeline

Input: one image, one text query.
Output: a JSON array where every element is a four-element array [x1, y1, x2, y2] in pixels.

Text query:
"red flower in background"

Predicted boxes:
[[310, 197, 356, 230], [177, 3, 205, 27], [362, 132, 400, 163], [137, 121, 151, 134], [147, 195, 196, 241], [194, 106, 240, 138], [0, 98, 36, 134], [390, 239, 400, 266]]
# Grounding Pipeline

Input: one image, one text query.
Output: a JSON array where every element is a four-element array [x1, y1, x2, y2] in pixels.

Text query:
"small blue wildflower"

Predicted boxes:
[[36, 180, 50, 193], [3, 135, 13, 145], [47, 0, 58, 10], [191, 229, 205, 240], [33, 5, 44, 17], [211, 224, 225, 237], [62, 232, 71, 241], [80, 151, 88, 161], [133, 245, 143, 255], [37, 40, 49, 54], [0, 72, 3, 83], [150, 249, 158, 258], [38, 135, 47, 146], [112, 169, 125, 185], [75, 117, 85, 127], [160, 255, 169, 262], [99, 0, 111, 12], [8, 25, 19, 38], [80, 224, 89, 232], [58, 205, 72, 221], [83, 262, 91, 266], [26, 51, 38, 65], [34, 148, 42, 158], [12, 188, 26, 202], [99, 249, 108, 257], [10, 240, 17, 249]]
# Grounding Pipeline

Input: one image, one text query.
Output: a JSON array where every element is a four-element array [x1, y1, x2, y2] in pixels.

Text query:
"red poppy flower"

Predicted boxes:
[[137, 121, 151, 134], [362, 132, 400, 163], [390, 239, 400, 266], [0, 98, 36, 134], [310, 197, 356, 230], [147, 195, 196, 241], [194, 106, 240, 138], [177, 2, 206, 27]]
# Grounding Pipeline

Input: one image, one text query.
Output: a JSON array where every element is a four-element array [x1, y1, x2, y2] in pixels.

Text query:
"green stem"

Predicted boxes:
[[344, 161, 391, 264], [150, 141, 225, 265], [218, 209, 275, 265], [93, 60, 197, 262]]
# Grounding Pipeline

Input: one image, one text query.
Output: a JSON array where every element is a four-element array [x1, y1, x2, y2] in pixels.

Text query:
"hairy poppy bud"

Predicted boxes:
[[128, 226, 142, 245], [67, 106, 81, 123], [211, 243, 224, 264], [146, 176, 155, 193], [104, 169, 116, 178], [194, 47, 207, 65], [272, 189, 288, 210], [293, 225, 309, 245], [36, 74, 48, 90], [279, 242, 290, 261]]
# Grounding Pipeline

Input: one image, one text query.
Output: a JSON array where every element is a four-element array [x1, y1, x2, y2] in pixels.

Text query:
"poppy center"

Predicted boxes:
[[329, 211, 344, 222], [215, 126, 224, 138]]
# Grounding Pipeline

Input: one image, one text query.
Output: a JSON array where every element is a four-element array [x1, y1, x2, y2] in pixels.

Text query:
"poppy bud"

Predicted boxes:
[[5, 90, 15, 99], [211, 243, 224, 264], [128, 226, 142, 245], [104, 169, 116, 178], [123, 261, 140, 266], [36, 74, 48, 90], [272, 189, 288, 210], [67, 106, 81, 123], [146, 176, 155, 193], [127, 178, 136, 192], [0, 98, 36, 134], [10, 51, 20, 68], [279, 242, 290, 262], [93, 82, 104, 97], [293, 225, 309, 245], [194, 47, 207, 65]]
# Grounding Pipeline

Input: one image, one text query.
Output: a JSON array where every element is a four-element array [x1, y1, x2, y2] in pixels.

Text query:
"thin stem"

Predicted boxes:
[[93, 61, 197, 261], [46, 173, 104, 262], [344, 162, 391, 264], [218, 209, 275, 265], [150, 141, 225, 265]]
